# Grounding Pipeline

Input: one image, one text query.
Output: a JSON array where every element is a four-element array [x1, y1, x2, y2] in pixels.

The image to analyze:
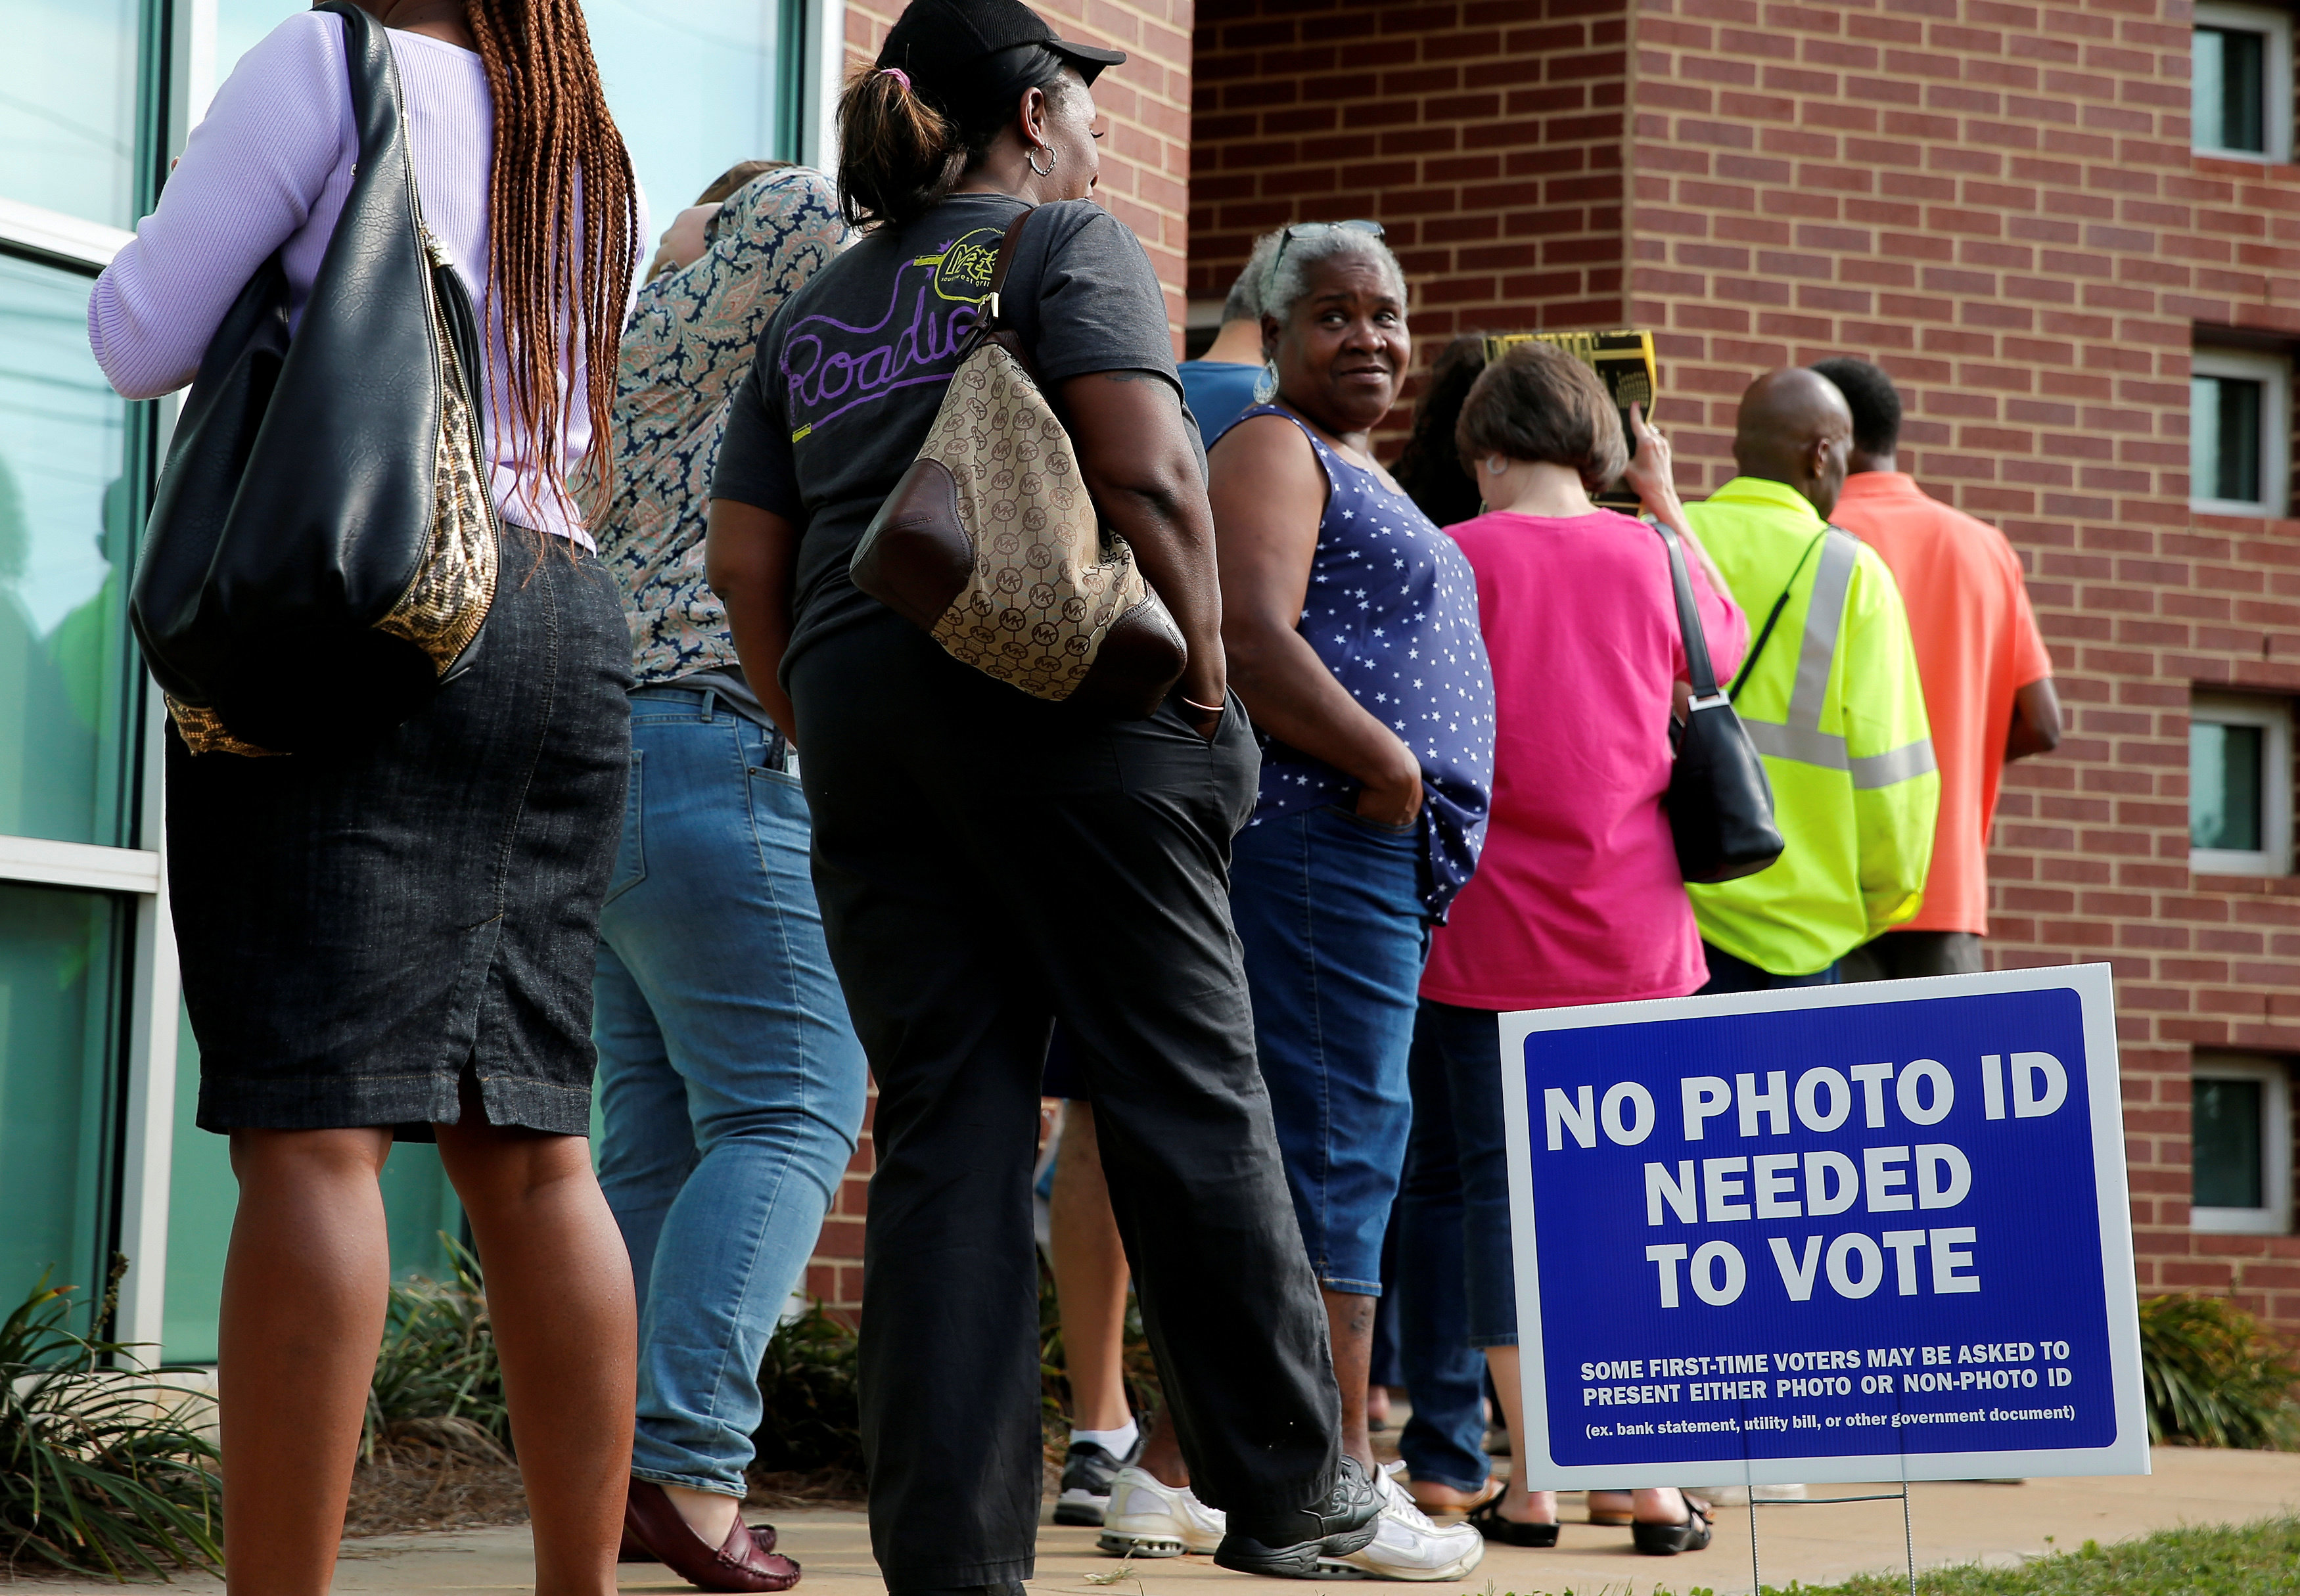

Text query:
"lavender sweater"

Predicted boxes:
[[89, 14, 647, 546]]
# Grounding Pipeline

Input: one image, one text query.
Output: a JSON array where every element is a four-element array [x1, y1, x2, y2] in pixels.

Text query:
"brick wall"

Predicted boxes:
[[1625, 0, 2300, 1327], [801, 0, 1195, 1318], [1188, 0, 2300, 1328], [1190, 0, 1633, 350]]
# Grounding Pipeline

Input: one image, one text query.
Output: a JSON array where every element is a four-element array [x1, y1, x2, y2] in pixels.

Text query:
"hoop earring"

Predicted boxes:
[[1253, 359, 1279, 403], [1026, 144, 1057, 177]]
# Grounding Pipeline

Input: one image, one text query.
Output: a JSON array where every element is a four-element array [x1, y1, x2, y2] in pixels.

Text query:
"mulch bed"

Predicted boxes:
[[344, 1442, 532, 1538], [339, 1450, 873, 1538]]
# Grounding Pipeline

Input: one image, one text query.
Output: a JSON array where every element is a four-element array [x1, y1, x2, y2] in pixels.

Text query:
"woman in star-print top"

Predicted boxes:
[[1207, 223, 1494, 1563]]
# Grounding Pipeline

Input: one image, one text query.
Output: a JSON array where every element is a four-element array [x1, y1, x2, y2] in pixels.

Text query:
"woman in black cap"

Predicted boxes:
[[705, 3, 1378, 1592]]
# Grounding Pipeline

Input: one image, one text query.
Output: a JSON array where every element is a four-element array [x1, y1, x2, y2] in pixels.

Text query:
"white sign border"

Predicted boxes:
[[1498, 963, 2148, 1488]]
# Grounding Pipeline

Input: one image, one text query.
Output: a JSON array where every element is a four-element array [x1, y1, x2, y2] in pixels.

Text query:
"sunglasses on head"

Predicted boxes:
[[1266, 219, 1386, 291]]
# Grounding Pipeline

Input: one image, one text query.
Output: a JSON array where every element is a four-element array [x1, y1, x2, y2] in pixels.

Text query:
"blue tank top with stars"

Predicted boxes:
[[1222, 403, 1496, 921]]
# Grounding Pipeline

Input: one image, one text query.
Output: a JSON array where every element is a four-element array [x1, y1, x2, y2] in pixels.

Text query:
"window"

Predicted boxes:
[[2191, 692, 2293, 875], [2192, 347, 2291, 517], [2194, 4, 2295, 162], [2192, 1057, 2293, 1235]]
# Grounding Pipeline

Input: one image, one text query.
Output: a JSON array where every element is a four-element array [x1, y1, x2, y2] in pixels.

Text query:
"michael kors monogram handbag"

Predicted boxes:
[[848, 206, 1185, 716]]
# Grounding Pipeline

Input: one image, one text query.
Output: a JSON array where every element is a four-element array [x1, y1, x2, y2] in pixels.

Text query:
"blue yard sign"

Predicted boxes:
[[1500, 964, 2148, 1487]]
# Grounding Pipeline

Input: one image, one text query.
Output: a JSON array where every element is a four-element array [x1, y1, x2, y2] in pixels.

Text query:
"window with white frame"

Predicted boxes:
[[2194, 3, 2295, 162], [2191, 691, 2295, 875], [2192, 346, 2292, 516], [2192, 1056, 2294, 1234]]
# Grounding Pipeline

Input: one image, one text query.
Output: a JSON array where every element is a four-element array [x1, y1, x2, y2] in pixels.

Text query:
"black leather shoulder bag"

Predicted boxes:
[[131, 0, 498, 756], [1653, 518, 1786, 883]]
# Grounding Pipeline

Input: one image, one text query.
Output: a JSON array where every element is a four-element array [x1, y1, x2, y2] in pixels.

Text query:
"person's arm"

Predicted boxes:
[[1058, 369, 1228, 733], [2006, 675, 2061, 761], [89, 14, 346, 396], [1208, 413, 1424, 825], [704, 499, 801, 743]]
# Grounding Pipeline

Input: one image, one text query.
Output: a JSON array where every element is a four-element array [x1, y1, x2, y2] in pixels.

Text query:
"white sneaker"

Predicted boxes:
[[1321, 1464, 1486, 1581], [1096, 1465, 1226, 1557]]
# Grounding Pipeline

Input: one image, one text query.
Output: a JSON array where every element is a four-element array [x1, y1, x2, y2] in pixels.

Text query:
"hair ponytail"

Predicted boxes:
[[835, 54, 1074, 231], [835, 64, 961, 229], [464, 0, 639, 532]]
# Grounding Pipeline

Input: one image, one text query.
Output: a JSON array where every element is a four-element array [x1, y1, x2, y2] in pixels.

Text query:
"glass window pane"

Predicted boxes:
[[2196, 28, 2228, 150], [2193, 374, 2224, 498], [0, 0, 141, 229], [2192, 720, 2265, 851], [587, 0, 794, 224], [2194, 1077, 2266, 1209], [2215, 376, 2264, 502], [2194, 29, 2270, 154], [0, 254, 133, 847], [215, 1, 307, 85], [0, 884, 118, 1319]]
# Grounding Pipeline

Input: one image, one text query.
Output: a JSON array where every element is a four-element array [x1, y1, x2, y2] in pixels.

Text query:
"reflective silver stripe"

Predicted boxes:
[[1787, 529, 1859, 731], [1741, 717, 1850, 771], [1849, 738, 1938, 790]]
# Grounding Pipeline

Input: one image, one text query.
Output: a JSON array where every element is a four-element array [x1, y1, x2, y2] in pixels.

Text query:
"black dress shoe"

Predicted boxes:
[[1213, 1454, 1383, 1578]]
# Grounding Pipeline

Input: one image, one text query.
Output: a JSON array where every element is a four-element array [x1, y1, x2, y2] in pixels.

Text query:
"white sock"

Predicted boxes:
[[1070, 1420, 1139, 1457]]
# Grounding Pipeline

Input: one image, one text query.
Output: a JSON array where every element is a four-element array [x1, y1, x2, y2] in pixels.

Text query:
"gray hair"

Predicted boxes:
[[1260, 225, 1408, 327], [1220, 231, 1284, 323]]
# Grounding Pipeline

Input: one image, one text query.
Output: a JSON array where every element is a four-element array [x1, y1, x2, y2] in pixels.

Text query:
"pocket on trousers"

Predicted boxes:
[[1323, 801, 1419, 839], [604, 747, 645, 904]]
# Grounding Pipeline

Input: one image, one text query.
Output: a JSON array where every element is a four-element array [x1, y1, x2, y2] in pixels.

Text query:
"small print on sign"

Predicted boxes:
[[1500, 964, 2147, 1489]]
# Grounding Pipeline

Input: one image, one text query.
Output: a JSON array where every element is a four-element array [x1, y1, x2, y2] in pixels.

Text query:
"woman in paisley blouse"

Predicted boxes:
[[587, 164, 862, 1593], [1207, 221, 1497, 1582]]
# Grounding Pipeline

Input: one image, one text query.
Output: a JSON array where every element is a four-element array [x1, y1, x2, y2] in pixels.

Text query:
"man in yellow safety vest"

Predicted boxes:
[[1682, 369, 1940, 990]]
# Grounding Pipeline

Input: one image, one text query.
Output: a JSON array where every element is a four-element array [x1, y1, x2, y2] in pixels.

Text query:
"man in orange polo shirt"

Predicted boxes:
[[1812, 359, 2062, 979]]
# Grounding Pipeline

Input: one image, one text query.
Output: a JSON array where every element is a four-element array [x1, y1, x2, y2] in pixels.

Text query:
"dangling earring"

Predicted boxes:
[[1253, 359, 1279, 403], [1026, 143, 1057, 177]]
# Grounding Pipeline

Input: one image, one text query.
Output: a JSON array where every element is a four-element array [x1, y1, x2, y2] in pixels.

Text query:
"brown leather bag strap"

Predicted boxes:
[[984, 204, 1039, 322]]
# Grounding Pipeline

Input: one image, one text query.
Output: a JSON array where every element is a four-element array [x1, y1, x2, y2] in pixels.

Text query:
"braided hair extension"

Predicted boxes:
[[463, 0, 638, 534]]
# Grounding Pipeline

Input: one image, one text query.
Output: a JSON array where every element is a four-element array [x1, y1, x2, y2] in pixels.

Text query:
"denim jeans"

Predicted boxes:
[[594, 684, 867, 1496], [1231, 804, 1431, 1294], [1395, 1000, 1517, 1492]]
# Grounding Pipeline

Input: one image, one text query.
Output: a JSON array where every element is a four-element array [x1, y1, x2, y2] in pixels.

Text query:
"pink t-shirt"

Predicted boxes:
[[1420, 508, 1749, 1012]]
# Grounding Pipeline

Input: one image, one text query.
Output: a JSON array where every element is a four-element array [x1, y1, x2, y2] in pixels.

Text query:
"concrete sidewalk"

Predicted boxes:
[[35, 1446, 2300, 1593]]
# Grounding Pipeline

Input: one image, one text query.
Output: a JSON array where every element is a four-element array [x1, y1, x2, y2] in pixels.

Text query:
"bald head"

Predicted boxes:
[[1733, 368, 1854, 517]]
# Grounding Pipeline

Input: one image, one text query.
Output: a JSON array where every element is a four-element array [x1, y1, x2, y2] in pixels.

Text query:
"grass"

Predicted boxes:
[[0, 1259, 221, 1580], [1451, 1515, 2300, 1596]]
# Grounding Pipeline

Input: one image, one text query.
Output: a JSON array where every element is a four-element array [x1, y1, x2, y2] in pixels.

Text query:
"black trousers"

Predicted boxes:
[[793, 614, 1341, 1591]]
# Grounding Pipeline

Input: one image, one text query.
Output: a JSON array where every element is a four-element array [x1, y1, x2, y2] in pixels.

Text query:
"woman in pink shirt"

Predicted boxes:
[[1393, 343, 1745, 1555]]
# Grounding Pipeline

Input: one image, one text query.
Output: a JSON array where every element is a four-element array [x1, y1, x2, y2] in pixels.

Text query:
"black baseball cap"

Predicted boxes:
[[878, 0, 1127, 116]]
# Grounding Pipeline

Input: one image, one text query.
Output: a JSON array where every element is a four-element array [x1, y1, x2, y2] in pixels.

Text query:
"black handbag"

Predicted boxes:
[[130, 0, 498, 756], [1653, 519, 1785, 882]]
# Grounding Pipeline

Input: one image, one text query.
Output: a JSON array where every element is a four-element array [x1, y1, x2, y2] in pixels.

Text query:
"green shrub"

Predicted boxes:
[[363, 1241, 510, 1465], [751, 1304, 863, 1476], [0, 1259, 221, 1580], [2138, 1293, 2300, 1450]]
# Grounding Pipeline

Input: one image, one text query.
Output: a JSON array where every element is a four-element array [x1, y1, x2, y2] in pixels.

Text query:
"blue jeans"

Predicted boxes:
[[1396, 1000, 1517, 1492], [1697, 941, 1842, 993], [594, 685, 867, 1496], [1230, 804, 1429, 1294]]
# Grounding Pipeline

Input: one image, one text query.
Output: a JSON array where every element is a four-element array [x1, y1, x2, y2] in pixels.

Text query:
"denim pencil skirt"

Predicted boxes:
[[168, 524, 633, 1136]]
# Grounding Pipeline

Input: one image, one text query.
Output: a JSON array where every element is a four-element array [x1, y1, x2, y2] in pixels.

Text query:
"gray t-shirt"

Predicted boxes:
[[712, 194, 1197, 677]]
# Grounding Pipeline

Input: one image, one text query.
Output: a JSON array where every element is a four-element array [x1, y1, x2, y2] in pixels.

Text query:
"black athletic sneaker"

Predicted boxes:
[[1053, 1434, 1143, 1526], [1212, 1454, 1383, 1578]]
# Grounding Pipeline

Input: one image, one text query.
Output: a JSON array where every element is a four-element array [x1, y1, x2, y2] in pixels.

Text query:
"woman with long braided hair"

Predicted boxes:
[[89, 3, 647, 1591]]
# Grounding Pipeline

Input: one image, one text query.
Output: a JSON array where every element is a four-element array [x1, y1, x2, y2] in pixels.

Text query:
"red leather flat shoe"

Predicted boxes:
[[621, 1518, 779, 1561], [624, 1478, 800, 1591]]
